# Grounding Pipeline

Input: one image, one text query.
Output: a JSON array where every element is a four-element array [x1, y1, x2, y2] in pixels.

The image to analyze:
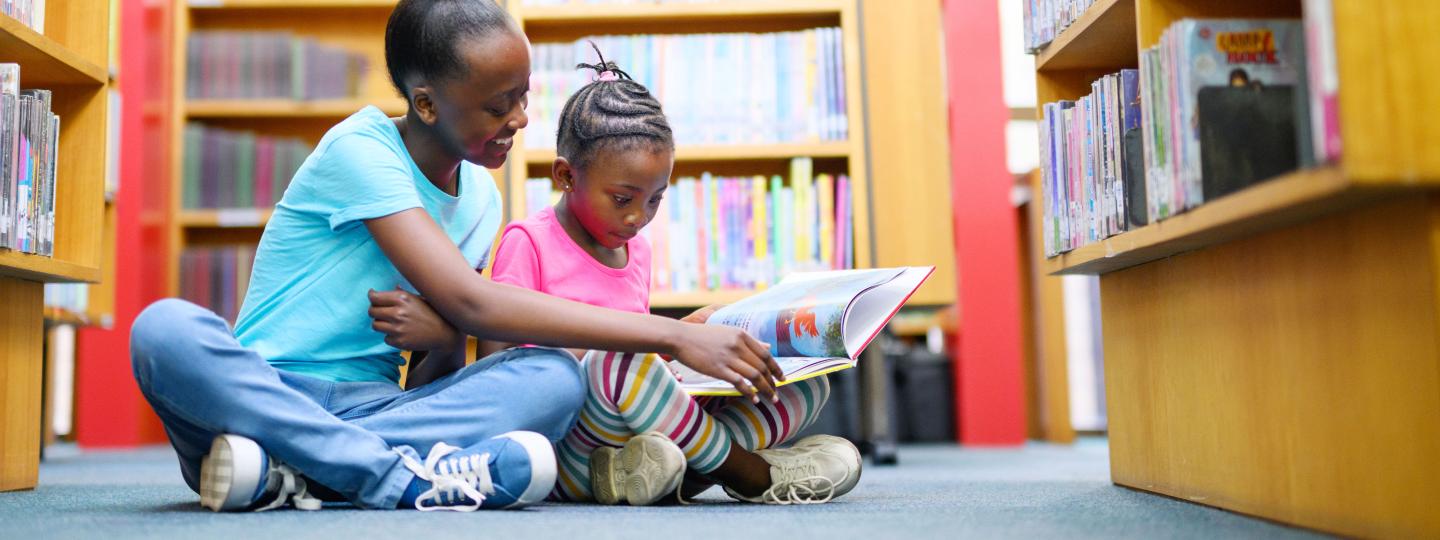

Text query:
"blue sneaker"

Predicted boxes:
[[397, 431, 557, 511], [199, 434, 322, 512]]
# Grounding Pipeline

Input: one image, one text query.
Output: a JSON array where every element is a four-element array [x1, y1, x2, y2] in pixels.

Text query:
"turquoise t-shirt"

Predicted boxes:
[[233, 106, 503, 384]]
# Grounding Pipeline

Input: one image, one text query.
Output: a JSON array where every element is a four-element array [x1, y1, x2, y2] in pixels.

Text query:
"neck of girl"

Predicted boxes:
[[396, 114, 461, 197], [553, 197, 627, 267]]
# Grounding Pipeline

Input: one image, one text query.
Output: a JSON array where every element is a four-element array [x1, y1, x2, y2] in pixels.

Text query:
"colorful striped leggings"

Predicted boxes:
[[550, 351, 831, 501]]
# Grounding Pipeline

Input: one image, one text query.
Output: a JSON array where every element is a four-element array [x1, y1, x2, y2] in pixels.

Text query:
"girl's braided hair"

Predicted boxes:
[[556, 42, 674, 169]]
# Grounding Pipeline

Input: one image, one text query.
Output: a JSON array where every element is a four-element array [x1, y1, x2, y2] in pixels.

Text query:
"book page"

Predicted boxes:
[[842, 266, 935, 357], [676, 356, 855, 396], [708, 268, 904, 358]]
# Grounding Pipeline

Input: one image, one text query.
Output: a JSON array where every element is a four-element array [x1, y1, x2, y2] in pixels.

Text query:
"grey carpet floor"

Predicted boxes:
[[0, 438, 1326, 539]]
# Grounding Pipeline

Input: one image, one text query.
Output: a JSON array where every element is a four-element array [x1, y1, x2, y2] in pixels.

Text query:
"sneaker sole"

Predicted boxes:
[[590, 446, 623, 505], [199, 434, 264, 512], [620, 433, 687, 506], [495, 431, 558, 509]]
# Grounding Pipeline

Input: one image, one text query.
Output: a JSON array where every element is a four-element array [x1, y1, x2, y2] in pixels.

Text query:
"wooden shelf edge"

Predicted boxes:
[[1042, 166, 1404, 275], [525, 142, 851, 166], [0, 16, 108, 85], [188, 0, 398, 10], [650, 289, 756, 309], [186, 99, 406, 118], [1034, 0, 1138, 72], [179, 208, 275, 228], [520, 0, 846, 24], [0, 251, 101, 283]]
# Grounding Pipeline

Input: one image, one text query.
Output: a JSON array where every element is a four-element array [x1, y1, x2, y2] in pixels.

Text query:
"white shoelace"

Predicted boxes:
[[760, 464, 843, 505], [254, 462, 322, 512], [396, 443, 495, 512]]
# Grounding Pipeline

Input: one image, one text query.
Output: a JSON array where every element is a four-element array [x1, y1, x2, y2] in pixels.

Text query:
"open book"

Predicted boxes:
[[675, 266, 934, 396]]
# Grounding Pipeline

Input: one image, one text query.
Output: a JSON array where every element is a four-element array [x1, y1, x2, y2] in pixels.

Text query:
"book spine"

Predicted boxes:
[[751, 174, 767, 289]]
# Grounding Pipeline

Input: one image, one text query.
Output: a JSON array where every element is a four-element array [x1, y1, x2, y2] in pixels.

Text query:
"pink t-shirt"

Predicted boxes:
[[491, 206, 651, 314]]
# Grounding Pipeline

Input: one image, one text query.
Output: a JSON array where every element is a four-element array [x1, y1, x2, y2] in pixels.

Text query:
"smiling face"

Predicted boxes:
[[558, 145, 674, 250], [416, 28, 530, 169]]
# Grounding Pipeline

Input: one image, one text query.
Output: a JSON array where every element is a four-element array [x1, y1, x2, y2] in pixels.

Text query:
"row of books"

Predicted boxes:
[[182, 123, 312, 210], [1022, 0, 1095, 52], [524, 158, 854, 293], [0, 65, 59, 255], [185, 32, 369, 101], [179, 245, 257, 325], [1039, 70, 1140, 256], [528, 29, 847, 149], [1140, 19, 1306, 221], [1040, 17, 1342, 255], [1, 0, 44, 34]]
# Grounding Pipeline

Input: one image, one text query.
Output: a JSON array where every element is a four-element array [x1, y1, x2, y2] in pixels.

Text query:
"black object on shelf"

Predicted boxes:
[[1198, 84, 1298, 200]]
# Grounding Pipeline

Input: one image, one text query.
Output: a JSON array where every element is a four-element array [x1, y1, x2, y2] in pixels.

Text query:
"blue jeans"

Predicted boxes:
[[129, 299, 585, 509]]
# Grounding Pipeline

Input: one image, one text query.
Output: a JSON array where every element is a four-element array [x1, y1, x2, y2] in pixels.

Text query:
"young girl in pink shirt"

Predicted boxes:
[[387, 49, 862, 506]]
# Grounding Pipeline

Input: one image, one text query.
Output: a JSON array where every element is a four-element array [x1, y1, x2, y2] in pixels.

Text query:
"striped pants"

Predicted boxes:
[[550, 351, 831, 502]]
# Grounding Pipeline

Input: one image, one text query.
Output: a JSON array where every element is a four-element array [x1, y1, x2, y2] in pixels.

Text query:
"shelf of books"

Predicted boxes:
[[511, 0, 872, 310], [0, 0, 111, 492], [164, 1, 956, 320], [167, 1, 402, 313], [186, 98, 407, 119], [1024, 0, 1440, 536]]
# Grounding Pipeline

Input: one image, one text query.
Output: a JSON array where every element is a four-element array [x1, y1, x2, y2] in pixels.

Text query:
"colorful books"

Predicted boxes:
[[522, 157, 854, 294], [179, 245, 258, 325], [1, 0, 45, 34], [186, 32, 369, 101], [1023, 0, 1097, 52], [1041, 18, 1316, 256], [1303, 0, 1341, 163], [528, 29, 847, 149], [1145, 19, 1305, 217], [0, 63, 60, 256], [675, 266, 934, 396], [1039, 69, 1135, 255], [182, 123, 312, 210]]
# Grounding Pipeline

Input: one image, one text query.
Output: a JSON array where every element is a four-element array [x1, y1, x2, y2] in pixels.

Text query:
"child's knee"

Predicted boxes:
[[130, 299, 202, 380], [525, 349, 587, 419]]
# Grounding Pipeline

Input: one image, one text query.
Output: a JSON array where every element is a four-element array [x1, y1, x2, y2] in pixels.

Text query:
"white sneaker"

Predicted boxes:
[[590, 432, 687, 505], [199, 434, 322, 512], [723, 434, 862, 505]]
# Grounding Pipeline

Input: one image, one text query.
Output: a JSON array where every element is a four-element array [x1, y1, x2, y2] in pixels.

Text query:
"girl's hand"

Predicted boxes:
[[368, 287, 463, 353], [670, 323, 785, 403]]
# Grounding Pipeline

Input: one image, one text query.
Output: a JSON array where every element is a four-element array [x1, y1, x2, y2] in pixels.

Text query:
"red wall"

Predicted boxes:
[[943, 0, 1027, 445], [74, 0, 169, 447]]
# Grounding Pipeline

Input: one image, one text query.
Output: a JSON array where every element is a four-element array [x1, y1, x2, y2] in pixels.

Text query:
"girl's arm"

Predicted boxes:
[[367, 287, 467, 388], [365, 208, 784, 400]]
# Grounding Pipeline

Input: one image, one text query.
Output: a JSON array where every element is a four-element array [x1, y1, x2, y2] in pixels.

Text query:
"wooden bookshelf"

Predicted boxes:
[[1042, 165, 1378, 274], [179, 208, 274, 228], [1034, 0, 1137, 71], [187, 98, 407, 118], [0, 15, 107, 86], [649, 289, 755, 310], [165, 0, 957, 315], [524, 142, 852, 166], [0, 3, 111, 491], [508, 0, 873, 296], [520, 0, 844, 31], [1031, 0, 1440, 536]]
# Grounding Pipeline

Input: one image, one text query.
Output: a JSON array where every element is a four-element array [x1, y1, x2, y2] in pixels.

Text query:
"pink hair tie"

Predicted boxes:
[[596, 70, 620, 82]]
